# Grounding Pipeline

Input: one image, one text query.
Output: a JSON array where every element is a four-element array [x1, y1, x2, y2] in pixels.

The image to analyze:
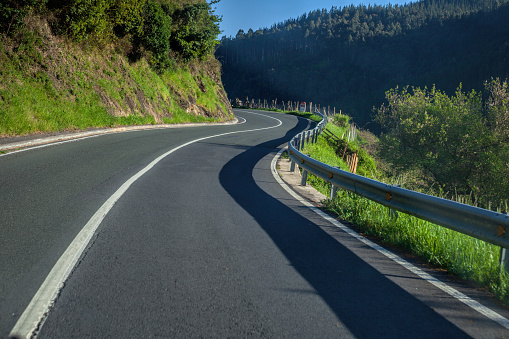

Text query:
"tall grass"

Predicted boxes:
[[301, 122, 509, 304]]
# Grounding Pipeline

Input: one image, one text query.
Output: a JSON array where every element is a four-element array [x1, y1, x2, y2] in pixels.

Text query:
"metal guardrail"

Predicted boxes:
[[288, 111, 509, 272]]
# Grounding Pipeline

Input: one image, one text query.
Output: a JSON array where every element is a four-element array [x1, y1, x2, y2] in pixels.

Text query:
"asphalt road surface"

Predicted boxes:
[[1, 110, 509, 338]]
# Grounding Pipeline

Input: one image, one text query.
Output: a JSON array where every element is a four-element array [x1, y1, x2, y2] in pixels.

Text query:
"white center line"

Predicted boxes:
[[10, 111, 282, 338]]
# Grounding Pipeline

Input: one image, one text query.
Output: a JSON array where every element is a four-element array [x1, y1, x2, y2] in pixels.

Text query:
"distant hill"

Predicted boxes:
[[216, 0, 509, 129]]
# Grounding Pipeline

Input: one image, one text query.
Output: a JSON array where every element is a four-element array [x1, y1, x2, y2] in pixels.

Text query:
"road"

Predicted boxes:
[[1, 110, 509, 338]]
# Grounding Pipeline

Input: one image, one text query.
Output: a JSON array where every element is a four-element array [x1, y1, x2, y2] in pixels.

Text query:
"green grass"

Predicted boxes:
[[300, 120, 509, 304], [284, 110, 323, 123], [0, 30, 230, 137]]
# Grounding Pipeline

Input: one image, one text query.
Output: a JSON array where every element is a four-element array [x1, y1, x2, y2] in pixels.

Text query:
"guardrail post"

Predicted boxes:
[[301, 170, 308, 186], [501, 248, 509, 273], [501, 212, 509, 274], [330, 185, 338, 200], [389, 185, 401, 219], [290, 160, 296, 172]]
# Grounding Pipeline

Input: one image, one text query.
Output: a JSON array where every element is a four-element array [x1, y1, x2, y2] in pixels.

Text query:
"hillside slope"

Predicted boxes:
[[0, 1, 233, 137]]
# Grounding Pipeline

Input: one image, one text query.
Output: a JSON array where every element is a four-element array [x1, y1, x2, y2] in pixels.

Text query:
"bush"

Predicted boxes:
[[50, 0, 110, 42], [111, 0, 146, 38], [333, 114, 350, 127], [49, 0, 146, 43]]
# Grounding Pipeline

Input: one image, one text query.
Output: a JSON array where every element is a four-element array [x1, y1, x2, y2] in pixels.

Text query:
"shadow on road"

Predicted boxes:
[[219, 114, 469, 337]]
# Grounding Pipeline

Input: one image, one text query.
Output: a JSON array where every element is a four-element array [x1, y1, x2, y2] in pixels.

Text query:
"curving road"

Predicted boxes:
[[1, 110, 509, 338]]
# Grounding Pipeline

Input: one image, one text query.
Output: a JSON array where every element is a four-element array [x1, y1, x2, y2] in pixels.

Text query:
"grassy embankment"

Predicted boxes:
[[286, 111, 509, 304], [0, 20, 232, 137]]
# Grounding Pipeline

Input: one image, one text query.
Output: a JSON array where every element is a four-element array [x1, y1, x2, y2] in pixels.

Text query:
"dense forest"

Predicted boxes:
[[216, 0, 509, 129]]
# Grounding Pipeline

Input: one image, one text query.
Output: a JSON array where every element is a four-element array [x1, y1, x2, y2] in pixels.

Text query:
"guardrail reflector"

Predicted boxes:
[[329, 172, 333, 179], [499, 225, 506, 237], [386, 192, 392, 201]]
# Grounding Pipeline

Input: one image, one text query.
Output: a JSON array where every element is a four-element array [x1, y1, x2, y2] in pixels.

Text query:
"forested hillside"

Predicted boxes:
[[0, 0, 233, 136], [216, 0, 509, 128]]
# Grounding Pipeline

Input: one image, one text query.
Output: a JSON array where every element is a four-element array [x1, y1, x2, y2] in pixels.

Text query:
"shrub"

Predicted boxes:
[[333, 114, 350, 127], [49, 0, 110, 42], [111, 0, 146, 38]]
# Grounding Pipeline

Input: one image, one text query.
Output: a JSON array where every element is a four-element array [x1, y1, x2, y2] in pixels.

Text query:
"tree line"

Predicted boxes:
[[0, 0, 221, 71], [215, 0, 509, 129]]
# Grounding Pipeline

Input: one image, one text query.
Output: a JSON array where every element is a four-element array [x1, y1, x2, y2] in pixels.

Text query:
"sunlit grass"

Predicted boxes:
[[0, 35, 230, 137]]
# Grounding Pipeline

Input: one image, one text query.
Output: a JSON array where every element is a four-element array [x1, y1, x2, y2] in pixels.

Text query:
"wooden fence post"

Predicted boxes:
[[352, 152, 359, 174]]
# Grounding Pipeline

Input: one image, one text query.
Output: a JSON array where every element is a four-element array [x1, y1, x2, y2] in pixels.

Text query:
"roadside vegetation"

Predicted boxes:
[[285, 82, 509, 304], [0, 0, 232, 137], [376, 79, 509, 211]]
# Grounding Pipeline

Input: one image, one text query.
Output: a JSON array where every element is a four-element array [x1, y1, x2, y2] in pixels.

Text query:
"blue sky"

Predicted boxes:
[[214, 0, 411, 39]]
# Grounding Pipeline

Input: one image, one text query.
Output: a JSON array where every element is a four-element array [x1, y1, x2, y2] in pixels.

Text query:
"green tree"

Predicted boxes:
[[376, 80, 509, 209], [375, 85, 484, 195], [139, 0, 172, 70], [170, 2, 221, 61], [474, 78, 509, 205]]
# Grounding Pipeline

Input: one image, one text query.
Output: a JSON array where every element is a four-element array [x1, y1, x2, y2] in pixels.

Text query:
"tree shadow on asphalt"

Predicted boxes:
[[219, 116, 470, 337]]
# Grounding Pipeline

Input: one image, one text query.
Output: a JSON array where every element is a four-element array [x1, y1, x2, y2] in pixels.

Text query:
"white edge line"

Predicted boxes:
[[10, 112, 281, 338], [270, 147, 509, 331]]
